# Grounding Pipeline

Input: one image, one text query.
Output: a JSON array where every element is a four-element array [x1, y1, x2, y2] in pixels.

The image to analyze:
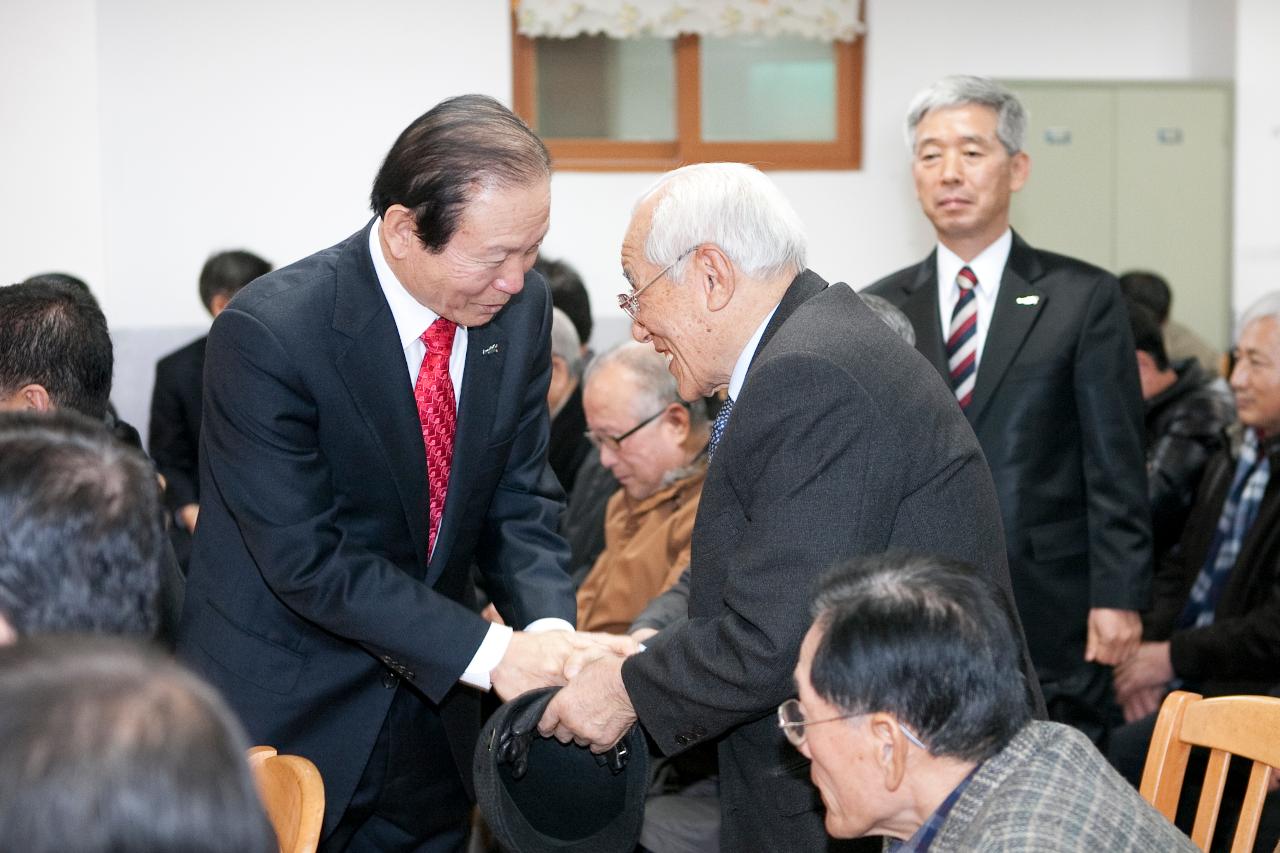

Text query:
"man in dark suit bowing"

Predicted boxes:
[[539, 162, 1041, 852], [867, 76, 1152, 747], [176, 95, 626, 853]]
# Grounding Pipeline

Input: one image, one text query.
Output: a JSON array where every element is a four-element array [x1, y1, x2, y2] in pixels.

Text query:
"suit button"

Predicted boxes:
[[675, 734, 689, 746], [382, 671, 398, 689]]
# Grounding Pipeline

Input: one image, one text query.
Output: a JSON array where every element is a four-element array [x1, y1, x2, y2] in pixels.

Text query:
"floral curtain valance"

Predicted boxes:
[[515, 0, 864, 43]]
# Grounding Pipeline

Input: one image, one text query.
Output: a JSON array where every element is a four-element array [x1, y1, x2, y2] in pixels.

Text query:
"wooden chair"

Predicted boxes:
[[248, 746, 325, 853], [1140, 691, 1280, 853]]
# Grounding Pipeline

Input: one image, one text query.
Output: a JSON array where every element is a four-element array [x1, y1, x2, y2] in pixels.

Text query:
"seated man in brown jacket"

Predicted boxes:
[[576, 342, 709, 634]]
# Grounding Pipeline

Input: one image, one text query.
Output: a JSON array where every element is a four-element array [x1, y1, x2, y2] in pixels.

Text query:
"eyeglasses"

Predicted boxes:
[[617, 247, 698, 321], [584, 402, 687, 452], [776, 698, 928, 750]]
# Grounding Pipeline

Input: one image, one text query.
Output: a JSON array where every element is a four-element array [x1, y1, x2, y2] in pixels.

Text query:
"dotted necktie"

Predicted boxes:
[[708, 395, 735, 460], [946, 266, 978, 410], [415, 317, 457, 554]]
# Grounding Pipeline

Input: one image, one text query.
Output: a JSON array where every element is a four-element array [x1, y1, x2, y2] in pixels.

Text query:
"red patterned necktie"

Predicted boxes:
[[946, 266, 979, 410], [415, 317, 457, 554]]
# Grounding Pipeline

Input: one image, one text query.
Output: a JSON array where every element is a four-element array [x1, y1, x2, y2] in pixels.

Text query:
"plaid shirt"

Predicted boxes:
[[887, 764, 982, 853]]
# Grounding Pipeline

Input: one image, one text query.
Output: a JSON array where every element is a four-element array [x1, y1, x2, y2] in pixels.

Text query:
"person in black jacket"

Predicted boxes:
[[1128, 302, 1235, 562], [148, 250, 271, 543]]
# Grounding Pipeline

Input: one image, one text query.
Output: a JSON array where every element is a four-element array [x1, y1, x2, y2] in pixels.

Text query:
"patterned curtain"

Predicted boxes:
[[515, 0, 864, 42]]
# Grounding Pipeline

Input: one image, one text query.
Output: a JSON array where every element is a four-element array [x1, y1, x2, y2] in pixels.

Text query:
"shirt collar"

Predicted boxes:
[[368, 218, 442, 349], [936, 228, 1013, 298], [727, 303, 780, 401]]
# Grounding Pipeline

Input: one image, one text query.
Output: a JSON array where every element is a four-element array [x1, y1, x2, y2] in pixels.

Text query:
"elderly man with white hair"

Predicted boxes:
[[539, 161, 1041, 851], [1110, 295, 1280, 830]]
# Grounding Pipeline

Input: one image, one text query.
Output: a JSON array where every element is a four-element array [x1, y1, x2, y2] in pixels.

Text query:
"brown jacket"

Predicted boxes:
[[576, 462, 705, 634]]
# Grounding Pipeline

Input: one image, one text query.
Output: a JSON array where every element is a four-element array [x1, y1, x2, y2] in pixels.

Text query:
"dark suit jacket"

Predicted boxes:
[[175, 224, 575, 837], [868, 232, 1152, 680], [149, 335, 206, 512], [547, 380, 591, 496], [1145, 429, 1280, 697], [621, 272, 1038, 852]]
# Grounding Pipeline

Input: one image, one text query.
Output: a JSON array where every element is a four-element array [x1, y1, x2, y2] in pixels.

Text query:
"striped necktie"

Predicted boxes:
[[946, 266, 979, 410]]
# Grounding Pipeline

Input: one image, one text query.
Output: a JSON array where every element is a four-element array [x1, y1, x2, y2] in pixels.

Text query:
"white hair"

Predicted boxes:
[[905, 75, 1027, 156], [636, 162, 807, 282], [549, 307, 582, 377], [1239, 291, 1280, 336], [584, 341, 708, 430]]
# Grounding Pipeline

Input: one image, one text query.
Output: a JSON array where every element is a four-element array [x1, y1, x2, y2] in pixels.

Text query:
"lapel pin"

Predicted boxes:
[[482, 343, 501, 356], [1015, 295, 1040, 306]]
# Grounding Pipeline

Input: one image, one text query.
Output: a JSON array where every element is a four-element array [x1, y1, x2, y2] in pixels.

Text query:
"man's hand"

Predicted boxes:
[[563, 632, 641, 679], [1084, 607, 1142, 665], [1114, 641, 1174, 702], [178, 503, 200, 534], [491, 631, 639, 701], [480, 603, 506, 625], [630, 627, 658, 644], [538, 653, 637, 753], [1120, 685, 1166, 723]]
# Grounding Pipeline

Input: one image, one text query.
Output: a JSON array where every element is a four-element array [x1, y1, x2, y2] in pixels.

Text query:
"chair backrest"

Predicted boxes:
[[1140, 691, 1280, 853], [247, 746, 325, 853]]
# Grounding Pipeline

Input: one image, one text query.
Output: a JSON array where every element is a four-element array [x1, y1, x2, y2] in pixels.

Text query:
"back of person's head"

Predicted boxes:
[[0, 636, 276, 853], [808, 553, 1030, 764], [905, 75, 1027, 155], [1128, 302, 1170, 369], [0, 280, 113, 419], [640, 162, 808, 284], [1119, 271, 1173, 323], [0, 410, 162, 642], [22, 271, 91, 293], [859, 292, 917, 346], [536, 256, 593, 347], [198, 250, 272, 314], [550, 307, 583, 378], [370, 94, 551, 252], [585, 341, 709, 432]]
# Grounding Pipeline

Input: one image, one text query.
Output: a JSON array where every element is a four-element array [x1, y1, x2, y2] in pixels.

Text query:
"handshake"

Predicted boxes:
[[490, 628, 642, 703]]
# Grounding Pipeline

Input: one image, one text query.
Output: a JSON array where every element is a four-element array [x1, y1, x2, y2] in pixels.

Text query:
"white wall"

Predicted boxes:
[[1232, 0, 1280, 317], [1, 0, 1258, 386]]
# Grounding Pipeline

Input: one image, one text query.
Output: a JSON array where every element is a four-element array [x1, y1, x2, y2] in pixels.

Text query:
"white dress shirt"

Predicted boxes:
[[368, 222, 571, 691], [934, 229, 1013, 371], [727, 304, 781, 402]]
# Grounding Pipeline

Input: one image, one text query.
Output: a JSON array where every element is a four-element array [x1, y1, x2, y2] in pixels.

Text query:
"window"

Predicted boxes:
[[511, 1, 864, 171]]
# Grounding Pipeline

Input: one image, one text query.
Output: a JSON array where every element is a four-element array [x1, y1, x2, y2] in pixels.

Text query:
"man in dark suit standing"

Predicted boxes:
[[867, 76, 1152, 746], [176, 95, 624, 853], [539, 162, 1040, 851], [149, 250, 271, 563]]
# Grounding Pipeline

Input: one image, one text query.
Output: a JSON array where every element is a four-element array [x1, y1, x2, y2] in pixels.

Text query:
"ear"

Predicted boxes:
[[0, 613, 15, 646], [1135, 350, 1157, 372], [8, 384, 53, 413], [1009, 151, 1031, 193], [870, 713, 909, 792], [208, 292, 232, 318], [696, 245, 738, 313], [381, 205, 421, 260], [663, 401, 691, 441]]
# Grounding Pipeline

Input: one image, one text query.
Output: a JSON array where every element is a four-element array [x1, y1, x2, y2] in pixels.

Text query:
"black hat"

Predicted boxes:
[[474, 686, 649, 853]]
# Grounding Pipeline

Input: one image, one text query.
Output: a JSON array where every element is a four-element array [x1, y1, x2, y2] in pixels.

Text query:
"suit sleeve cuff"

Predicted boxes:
[[460, 623, 514, 691]]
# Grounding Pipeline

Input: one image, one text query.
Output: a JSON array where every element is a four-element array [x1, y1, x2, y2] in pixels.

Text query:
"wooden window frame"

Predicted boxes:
[[511, 17, 864, 172]]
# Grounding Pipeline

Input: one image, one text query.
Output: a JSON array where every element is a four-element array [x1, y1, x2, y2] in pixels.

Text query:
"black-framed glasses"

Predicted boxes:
[[584, 402, 687, 452], [617, 247, 698, 321], [776, 698, 928, 750]]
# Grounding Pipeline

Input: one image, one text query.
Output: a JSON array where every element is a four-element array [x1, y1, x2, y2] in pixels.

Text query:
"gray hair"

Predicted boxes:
[[584, 342, 709, 431], [637, 162, 808, 282], [905, 75, 1027, 156], [859, 293, 916, 346], [549, 307, 583, 378], [1238, 291, 1280, 336]]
